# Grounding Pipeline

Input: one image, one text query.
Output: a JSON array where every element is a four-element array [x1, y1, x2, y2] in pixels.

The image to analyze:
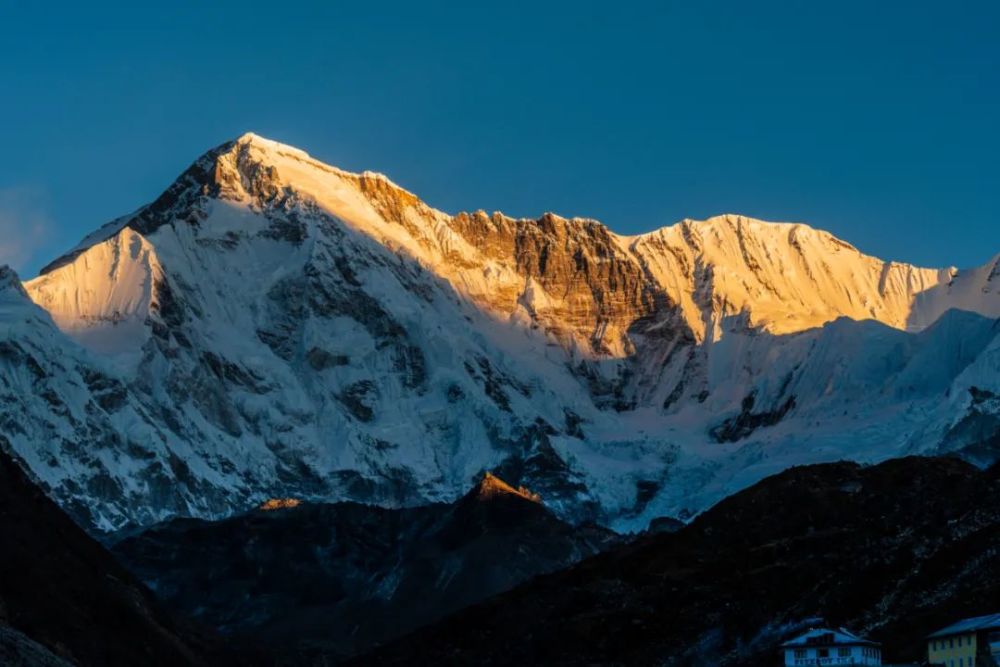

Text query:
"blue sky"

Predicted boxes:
[[1, 1, 997, 277]]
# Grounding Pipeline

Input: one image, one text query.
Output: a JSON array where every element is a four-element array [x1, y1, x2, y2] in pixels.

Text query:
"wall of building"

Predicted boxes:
[[784, 645, 880, 665], [927, 632, 977, 666]]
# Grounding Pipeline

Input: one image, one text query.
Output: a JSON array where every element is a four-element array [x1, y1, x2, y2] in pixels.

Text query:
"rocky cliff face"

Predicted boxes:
[[3, 133, 998, 533]]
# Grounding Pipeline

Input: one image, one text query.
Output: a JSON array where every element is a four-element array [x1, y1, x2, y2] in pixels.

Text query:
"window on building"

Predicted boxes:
[[794, 649, 806, 659], [838, 647, 850, 657]]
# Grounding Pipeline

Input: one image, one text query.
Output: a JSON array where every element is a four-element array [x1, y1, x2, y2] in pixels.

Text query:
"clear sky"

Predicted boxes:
[[1, 1, 997, 277]]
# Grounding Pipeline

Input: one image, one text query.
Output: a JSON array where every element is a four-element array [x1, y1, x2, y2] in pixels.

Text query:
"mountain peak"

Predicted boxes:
[[206, 132, 422, 211], [0, 266, 32, 309], [234, 130, 266, 145], [227, 131, 310, 160], [471, 472, 542, 503], [672, 212, 851, 246], [0, 265, 26, 295]]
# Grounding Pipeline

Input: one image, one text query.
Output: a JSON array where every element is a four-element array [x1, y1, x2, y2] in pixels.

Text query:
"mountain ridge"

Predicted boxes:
[[42, 132, 972, 278], [30, 133, 984, 346]]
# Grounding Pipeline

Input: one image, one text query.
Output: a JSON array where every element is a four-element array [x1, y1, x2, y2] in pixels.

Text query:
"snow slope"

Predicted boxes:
[[2, 133, 997, 532]]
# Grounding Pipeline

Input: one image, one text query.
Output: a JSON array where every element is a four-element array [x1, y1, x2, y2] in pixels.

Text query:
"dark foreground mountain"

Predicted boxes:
[[352, 456, 1000, 666], [0, 442, 235, 667], [112, 472, 619, 663]]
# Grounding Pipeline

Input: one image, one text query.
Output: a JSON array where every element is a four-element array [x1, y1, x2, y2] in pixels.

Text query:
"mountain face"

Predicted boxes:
[[112, 473, 618, 663], [353, 457, 1000, 667], [2, 133, 998, 532], [0, 440, 235, 667]]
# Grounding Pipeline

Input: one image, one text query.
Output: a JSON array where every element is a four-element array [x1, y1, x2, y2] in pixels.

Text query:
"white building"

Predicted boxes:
[[780, 627, 882, 665]]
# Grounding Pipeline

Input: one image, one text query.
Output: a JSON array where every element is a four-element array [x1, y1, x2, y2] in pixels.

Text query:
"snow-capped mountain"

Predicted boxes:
[[2, 133, 998, 532]]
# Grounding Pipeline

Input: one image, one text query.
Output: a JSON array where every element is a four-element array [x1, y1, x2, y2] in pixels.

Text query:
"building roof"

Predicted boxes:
[[927, 613, 1000, 639], [780, 627, 880, 649]]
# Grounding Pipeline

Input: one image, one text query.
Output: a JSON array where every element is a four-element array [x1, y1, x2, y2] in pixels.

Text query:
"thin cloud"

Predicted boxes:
[[0, 186, 53, 274]]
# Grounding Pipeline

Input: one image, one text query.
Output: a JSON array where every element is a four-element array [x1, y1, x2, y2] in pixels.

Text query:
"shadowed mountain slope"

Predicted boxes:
[[0, 441, 236, 667], [352, 456, 1000, 666], [112, 472, 619, 663]]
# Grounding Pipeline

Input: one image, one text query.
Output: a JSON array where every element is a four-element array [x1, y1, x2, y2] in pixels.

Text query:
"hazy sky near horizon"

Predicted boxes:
[[1, 1, 997, 277]]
